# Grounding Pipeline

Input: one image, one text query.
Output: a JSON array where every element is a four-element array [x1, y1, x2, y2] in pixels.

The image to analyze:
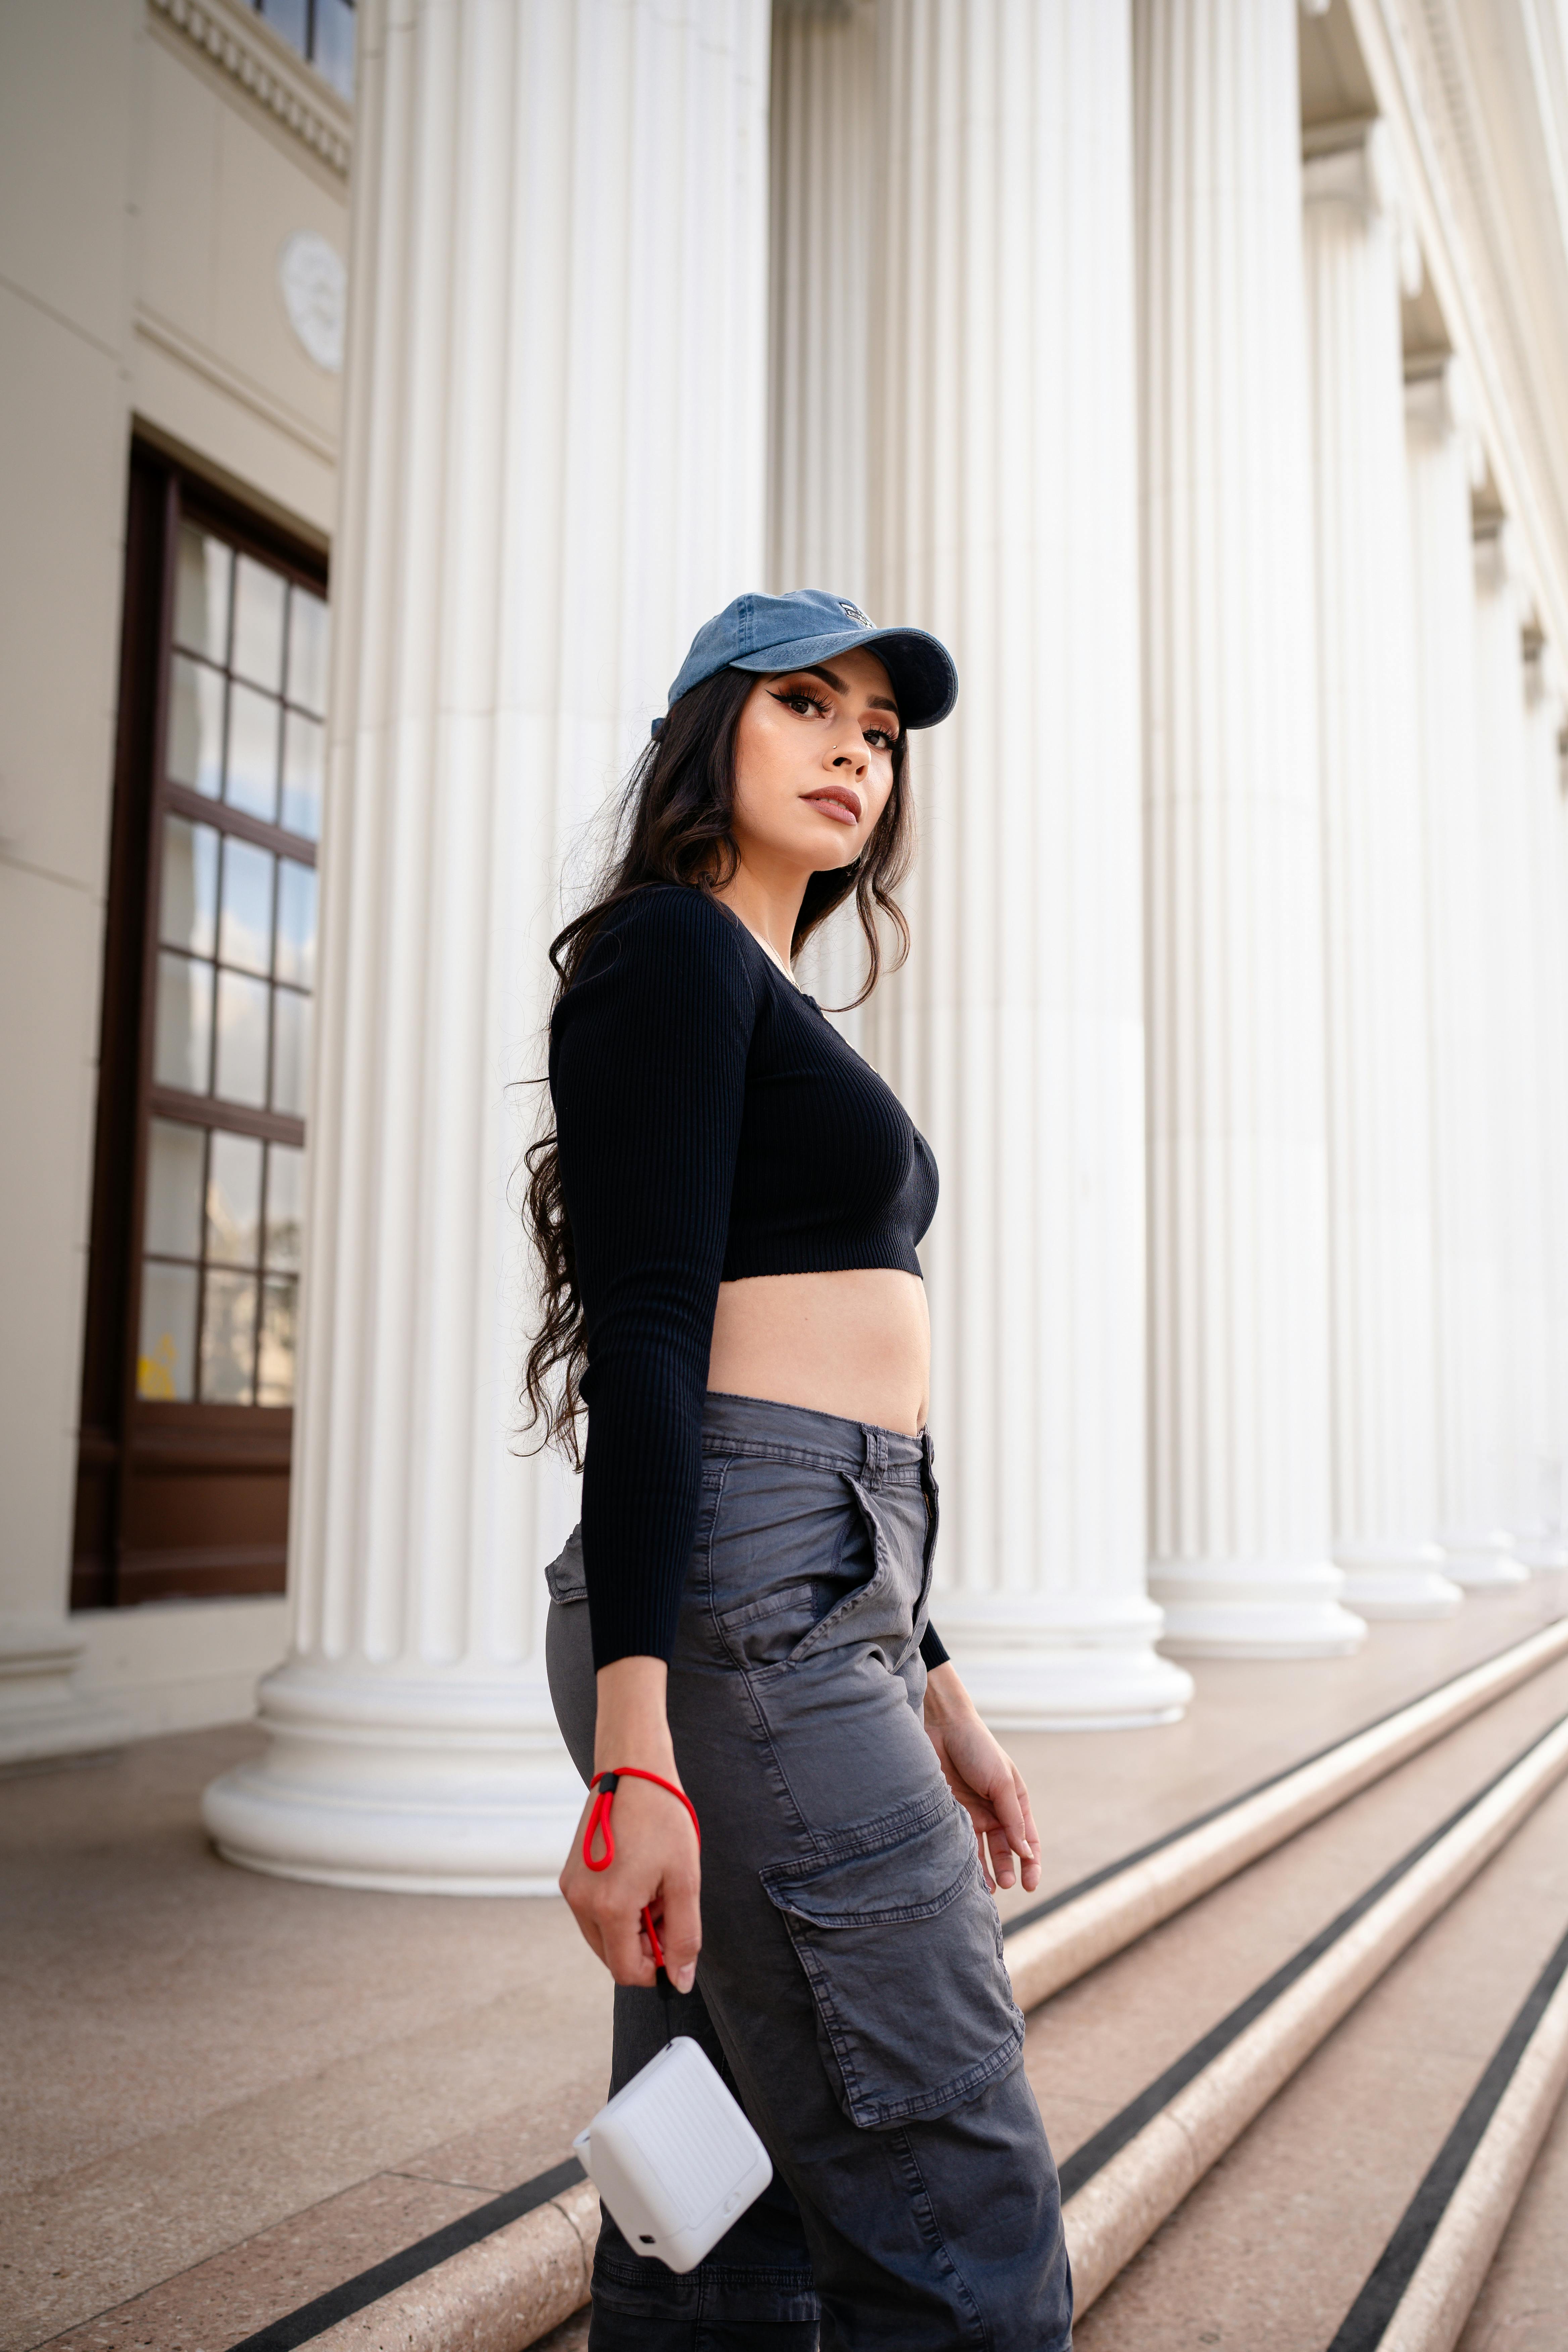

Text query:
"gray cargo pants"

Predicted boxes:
[[546, 1391, 1073, 2351]]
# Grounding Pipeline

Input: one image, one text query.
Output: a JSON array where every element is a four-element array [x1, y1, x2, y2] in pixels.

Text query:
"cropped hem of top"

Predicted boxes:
[[549, 882, 942, 1671]]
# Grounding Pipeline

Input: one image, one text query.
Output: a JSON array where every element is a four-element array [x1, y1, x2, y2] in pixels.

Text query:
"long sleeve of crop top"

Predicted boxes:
[[551, 889, 756, 1668], [550, 883, 950, 1676]]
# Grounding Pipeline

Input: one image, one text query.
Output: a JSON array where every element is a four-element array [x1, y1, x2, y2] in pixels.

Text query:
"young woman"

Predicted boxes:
[[529, 590, 1073, 2349]]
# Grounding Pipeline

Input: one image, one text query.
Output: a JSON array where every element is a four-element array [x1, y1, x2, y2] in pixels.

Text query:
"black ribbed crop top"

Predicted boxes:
[[549, 883, 944, 1669]]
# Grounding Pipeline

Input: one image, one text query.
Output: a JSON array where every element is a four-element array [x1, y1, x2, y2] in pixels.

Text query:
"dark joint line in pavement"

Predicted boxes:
[[1003, 1616, 1568, 1943], [220, 1677, 1568, 2348], [224, 2156, 585, 2352], [1323, 1918, 1568, 2352], [1056, 1712, 1568, 2200]]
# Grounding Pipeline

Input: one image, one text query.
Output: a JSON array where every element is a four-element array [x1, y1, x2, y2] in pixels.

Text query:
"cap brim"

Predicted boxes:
[[728, 625, 958, 729]]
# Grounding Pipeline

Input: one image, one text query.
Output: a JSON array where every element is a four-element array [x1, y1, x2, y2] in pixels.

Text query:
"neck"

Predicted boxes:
[[712, 855, 808, 972]]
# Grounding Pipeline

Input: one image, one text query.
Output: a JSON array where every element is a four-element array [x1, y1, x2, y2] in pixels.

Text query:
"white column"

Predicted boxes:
[[204, 0, 771, 1890], [768, 0, 877, 1040], [1549, 708, 1568, 1560], [1135, 0, 1363, 1656], [1403, 364, 1526, 1586], [1301, 128, 1458, 1620], [1472, 524, 1551, 1578], [812, 0, 1189, 1728], [1522, 647, 1568, 1566]]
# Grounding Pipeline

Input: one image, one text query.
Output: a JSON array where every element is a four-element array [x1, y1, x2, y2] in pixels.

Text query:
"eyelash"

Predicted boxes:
[[770, 687, 897, 752]]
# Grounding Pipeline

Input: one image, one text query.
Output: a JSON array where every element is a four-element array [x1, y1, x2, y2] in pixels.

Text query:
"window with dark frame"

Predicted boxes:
[[251, 0, 356, 101], [142, 524, 325, 1410], [72, 447, 329, 1610]]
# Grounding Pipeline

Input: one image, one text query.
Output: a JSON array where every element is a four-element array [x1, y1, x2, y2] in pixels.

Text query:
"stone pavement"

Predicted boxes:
[[4, 1578, 1565, 2351]]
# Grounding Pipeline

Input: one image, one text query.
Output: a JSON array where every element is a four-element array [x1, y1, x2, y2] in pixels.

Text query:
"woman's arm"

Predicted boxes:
[[922, 1661, 1042, 1894], [550, 888, 756, 1984], [556, 1656, 700, 1991]]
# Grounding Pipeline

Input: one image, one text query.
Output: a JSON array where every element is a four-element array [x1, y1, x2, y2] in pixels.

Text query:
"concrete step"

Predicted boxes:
[[1034, 1664, 1568, 2348], [1024, 1649, 1568, 2168], [18, 1599, 1568, 2352], [1067, 1768, 1568, 2351], [1003, 1614, 1568, 2008]]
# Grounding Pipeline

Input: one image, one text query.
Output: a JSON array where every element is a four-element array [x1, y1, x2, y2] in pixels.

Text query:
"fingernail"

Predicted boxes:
[[675, 1965, 695, 1993]]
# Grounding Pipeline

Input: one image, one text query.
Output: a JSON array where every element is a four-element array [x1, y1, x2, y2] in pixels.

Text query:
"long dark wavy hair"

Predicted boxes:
[[522, 663, 915, 1462]]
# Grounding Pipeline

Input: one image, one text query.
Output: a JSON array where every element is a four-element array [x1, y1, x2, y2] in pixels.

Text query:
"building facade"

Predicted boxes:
[[3, 0, 1567, 1891]]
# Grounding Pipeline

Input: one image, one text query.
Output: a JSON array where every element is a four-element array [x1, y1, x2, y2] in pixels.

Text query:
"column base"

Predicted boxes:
[[1438, 1531, 1531, 1588], [0, 1616, 127, 1772], [1334, 1542, 1464, 1621], [201, 1658, 585, 1895], [1509, 1533, 1568, 1572], [1148, 1559, 1368, 1657], [936, 1593, 1194, 1729]]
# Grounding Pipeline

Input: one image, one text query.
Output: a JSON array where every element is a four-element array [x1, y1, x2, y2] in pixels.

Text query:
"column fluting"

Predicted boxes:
[[1302, 127, 1458, 1620], [204, 0, 772, 1889], [1521, 647, 1568, 1566], [1403, 364, 1526, 1586], [768, 0, 877, 1039], [1133, 0, 1363, 1656], [1473, 524, 1550, 1580], [779, 0, 1191, 1725], [1135, 0, 1363, 1656]]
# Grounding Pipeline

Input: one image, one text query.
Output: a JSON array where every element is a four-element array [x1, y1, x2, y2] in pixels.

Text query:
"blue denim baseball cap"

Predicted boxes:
[[655, 589, 958, 736]]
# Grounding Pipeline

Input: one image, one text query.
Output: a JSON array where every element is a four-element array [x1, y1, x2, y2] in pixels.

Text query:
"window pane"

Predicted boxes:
[[200, 1271, 257, 1404], [219, 836, 276, 975], [258, 1275, 299, 1405], [264, 1142, 304, 1271], [226, 682, 281, 822], [159, 815, 219, 957], [145, 1119, 205, 1259], [154, 951, 213, 1094], [232, 554, 287, 691], [275, 858, 317, 987], [271, 987, 313, 1117], [138, 1262, 198, 1401], [174, 524, 231, 663], [206, 1129, 264, 1266], [286, 586, 330, 716], [214, 970, 270, 1106], [167, 655, 224, 798], [312, 0, 355, 99], [281, 709, 325, 840], [260, 0, 308, 56]]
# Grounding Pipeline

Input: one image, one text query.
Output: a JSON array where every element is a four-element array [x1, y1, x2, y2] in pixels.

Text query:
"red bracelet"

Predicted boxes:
[[582, 1768, 702, 1980]]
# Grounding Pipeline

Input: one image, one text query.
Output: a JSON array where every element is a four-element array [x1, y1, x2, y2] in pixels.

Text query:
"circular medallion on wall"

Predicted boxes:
[[278, 230, 347, 374]]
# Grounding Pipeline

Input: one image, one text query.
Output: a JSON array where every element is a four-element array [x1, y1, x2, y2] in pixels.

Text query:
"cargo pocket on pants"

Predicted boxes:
[[760, 1785, 1024, 2129]]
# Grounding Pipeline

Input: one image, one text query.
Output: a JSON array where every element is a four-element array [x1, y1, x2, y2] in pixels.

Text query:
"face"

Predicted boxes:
[[729, 647, 900, 880]]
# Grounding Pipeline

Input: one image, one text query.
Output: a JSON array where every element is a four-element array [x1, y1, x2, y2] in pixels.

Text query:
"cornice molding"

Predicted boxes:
[[1350, 0, 1568, 659], [147, 0, 351, 177]]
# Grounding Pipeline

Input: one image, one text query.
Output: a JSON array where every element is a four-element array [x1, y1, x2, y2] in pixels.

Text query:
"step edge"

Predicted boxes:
[[1330, 1929, 1568, 2352], [1060, 1716, 1568, 2315], [1006, 1615, 1568, 2008]]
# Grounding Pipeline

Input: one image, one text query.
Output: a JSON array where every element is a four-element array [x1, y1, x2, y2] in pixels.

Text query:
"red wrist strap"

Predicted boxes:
[[583, 1767, 701, 1978], [583, 1767, 701, 1873]]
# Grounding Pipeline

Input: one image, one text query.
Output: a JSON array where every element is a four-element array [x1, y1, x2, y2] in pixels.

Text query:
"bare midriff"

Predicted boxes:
[[707, 1268, 931, 1437]]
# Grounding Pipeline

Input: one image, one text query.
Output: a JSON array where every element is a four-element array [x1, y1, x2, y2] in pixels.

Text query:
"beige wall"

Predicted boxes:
[[0, 0, 346, 1728]]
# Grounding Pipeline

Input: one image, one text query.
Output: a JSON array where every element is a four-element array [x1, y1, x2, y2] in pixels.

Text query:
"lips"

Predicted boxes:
[[803, 786, 862, 825]]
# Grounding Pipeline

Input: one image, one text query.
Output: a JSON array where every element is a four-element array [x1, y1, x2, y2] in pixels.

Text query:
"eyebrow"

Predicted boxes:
[[806, 663, 900, 719]]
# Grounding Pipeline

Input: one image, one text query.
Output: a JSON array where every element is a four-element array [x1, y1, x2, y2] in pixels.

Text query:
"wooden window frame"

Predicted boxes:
[[72, 442, 328, 1610]]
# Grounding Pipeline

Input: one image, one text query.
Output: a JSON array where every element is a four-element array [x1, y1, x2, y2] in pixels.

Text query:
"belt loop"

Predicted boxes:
[[862, 1425, 887, 1488]]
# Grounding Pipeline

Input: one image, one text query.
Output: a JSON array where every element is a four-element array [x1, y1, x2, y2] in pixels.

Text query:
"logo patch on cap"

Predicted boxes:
[[838, 600, 873, 626]]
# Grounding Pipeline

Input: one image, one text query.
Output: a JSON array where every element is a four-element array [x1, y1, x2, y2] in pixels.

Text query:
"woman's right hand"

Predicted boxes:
[[559, 1655, 701, 1992]]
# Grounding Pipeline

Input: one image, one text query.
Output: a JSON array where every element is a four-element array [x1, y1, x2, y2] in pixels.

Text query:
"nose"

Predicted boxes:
[[829, 736, 869, 778]]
